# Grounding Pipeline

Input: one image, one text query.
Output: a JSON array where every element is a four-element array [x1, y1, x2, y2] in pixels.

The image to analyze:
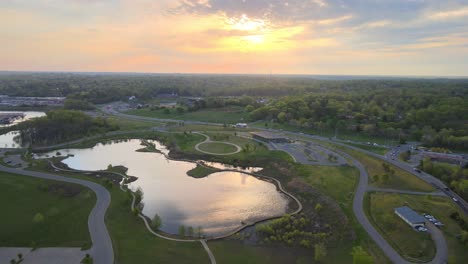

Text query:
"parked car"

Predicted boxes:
[[416, 226, 428, 232]]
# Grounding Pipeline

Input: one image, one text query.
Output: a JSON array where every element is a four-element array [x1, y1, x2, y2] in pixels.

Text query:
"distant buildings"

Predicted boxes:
[[0, 95, 65, 106], [250, 131, 288, 143], [422, 151, 467, 166]]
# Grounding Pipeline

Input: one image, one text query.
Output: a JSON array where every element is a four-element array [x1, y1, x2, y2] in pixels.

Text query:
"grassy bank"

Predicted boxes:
[[0, 172, 95, 248], [339, 147, 434, 192], [366, 192, 468, 263], [342, 142, 388, 155], [186, 165, 220, 178]]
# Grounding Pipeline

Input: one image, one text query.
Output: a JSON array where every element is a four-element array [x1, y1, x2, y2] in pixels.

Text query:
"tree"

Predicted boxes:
[[314, 243, 327, 262], [151, 214, 162, 230], [178, 225, 186, 236], [196, 226, 203, 238], [187, 226, 194, 237], [32, 213, 45, 224], [315, 203, 322, 212]]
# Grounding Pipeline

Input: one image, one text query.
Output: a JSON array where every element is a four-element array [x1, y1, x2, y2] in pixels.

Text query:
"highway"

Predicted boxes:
[[101, 103, 458, 264]]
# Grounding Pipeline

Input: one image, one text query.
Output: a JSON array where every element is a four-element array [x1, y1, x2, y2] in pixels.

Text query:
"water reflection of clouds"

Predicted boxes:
[[34, 139, 289, 237]]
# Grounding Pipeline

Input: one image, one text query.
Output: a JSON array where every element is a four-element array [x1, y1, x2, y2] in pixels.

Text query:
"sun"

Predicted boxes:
[[227, 14, 267, 32]]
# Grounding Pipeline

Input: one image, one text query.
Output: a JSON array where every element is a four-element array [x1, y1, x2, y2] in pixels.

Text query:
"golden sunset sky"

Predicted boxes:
[[2, 0, 468, 75]]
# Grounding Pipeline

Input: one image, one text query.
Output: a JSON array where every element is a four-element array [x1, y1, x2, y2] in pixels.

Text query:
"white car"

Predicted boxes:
[[453, 197, 459, 202], [424, 215, 433, 219], [416, 226, 428, 232]]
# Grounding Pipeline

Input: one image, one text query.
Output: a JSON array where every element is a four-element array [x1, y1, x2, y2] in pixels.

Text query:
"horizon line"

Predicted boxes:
[[1, 70, 468, 79]]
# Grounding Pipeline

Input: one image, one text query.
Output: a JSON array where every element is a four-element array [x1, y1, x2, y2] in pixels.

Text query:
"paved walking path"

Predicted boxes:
[[193, 132, 242, 155], [102, 104, 450, 264], [0, 164, 114, 264]]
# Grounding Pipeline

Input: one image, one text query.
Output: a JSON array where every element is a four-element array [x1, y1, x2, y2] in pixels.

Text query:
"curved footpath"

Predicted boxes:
[[0, 164, 114, 264], [193, 132, 242, 155], [334, 149, 447, 264], [102, 105, 451, 263]]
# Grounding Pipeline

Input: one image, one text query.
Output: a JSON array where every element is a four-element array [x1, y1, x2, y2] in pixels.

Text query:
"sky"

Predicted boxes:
[[1, 0, 468, 76]]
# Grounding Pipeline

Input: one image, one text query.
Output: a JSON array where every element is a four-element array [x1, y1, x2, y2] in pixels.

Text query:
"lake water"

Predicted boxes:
[[35, 139, 290, 237], [0, 111, 46, 127], [0, 111, 46, 148]]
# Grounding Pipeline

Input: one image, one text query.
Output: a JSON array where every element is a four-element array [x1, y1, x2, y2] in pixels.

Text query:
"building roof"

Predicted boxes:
[[250, 131, 286, 139], [394, 206, 426, 224]]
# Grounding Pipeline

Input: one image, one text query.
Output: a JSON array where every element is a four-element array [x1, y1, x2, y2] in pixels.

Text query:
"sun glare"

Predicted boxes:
[[227, 14, 267, 32]]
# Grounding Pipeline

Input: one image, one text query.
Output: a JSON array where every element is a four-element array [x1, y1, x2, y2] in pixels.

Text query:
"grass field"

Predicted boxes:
[[366, 192, 468, 263], [197, 142, 239, 154], [293, 164, 391, 263], [0, 172, 95, 248], [106, 188, 209, 264], [126, 106, 249, 124], [251, 121, 399, 146], [340, 147, 434, 192], [106, 116, 163, 130], [186, 165, 220, 178], [169, 131, 293, 166], [296, 165, 358, 206], [366, 192, 435, 262], [342, 142, 388, 155]]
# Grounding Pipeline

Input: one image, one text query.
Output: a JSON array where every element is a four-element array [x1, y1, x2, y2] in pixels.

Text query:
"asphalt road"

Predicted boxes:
[[334, 149, 448, 264], [0, 165, 114, 264], [102, 103, 453, 264]]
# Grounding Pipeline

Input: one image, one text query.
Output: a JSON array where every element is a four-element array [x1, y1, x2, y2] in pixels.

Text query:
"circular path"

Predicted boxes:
[[194, 132, 242, 155]]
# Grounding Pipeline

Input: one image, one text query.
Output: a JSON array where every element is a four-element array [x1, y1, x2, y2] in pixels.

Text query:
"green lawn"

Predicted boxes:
[[342, 142, 388, 155], [127, 106, 249, 124], [106, 188, 209, 264], [0, 172, 95, 248], [252, 121, 399, 146], [197, 142, 238, 154], [186, 165, 220, 178], [26, 162, 209, 263], [366, 192, 435, 262], [296, 165, 358, 206], [106, 116, 163, 130], [340, 147, 434, 192], [366, 192, 468, 263]]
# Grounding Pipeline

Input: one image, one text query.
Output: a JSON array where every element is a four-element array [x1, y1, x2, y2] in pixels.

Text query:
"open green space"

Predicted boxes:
[[342, 142, 388, 155], [197, 142, 239, 154], [0, 172, 95, 248], [186, 165, 220, 178], [339, 147, 434, 192], [106, 187, 209, 263], [293, 164, 390, 263], [296, 165, 358, 206], [366, 192, 435, 262], [251, 121, 399, 146], [366, 192, 468, 263], [126, 106, 249, 124]]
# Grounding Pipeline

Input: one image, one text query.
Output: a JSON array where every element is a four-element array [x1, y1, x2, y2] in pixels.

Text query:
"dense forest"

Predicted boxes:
[[0, 72, 466, 149], [15, 110, 118, 146]]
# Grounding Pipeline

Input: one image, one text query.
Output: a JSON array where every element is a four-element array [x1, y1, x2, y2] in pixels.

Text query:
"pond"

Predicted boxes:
[[35, 139, 291, 237], [0, 111, 45, 127]]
